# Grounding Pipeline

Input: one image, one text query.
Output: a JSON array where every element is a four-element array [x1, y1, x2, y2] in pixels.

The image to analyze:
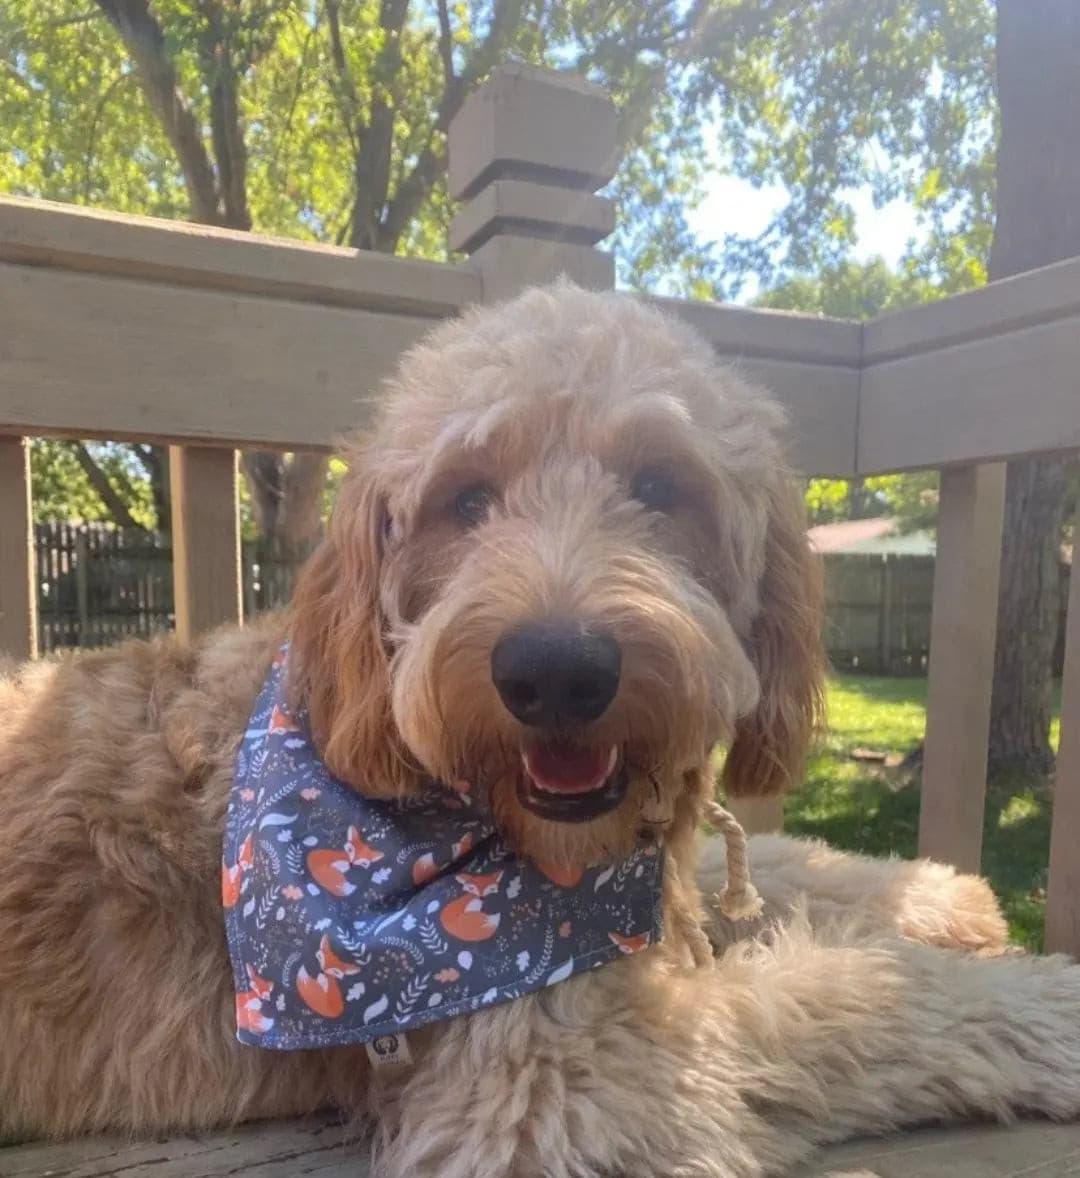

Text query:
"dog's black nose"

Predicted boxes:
[[491, 623, 621, 728]]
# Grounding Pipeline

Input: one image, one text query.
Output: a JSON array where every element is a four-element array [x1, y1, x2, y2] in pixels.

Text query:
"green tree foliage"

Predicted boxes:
[[756, 256, 938, 319], [2, 0, 996, 528], [760, 258, 941, 531], [2, 2, 996, 285], [29, 441, 158, 528], [700, 0, 996, 297]]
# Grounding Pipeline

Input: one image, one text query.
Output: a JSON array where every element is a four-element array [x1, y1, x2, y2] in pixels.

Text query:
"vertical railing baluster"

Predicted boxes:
[[169, 445, 242, 644], [1045, 502, 1080, 956], [919, 464, 1006, 872], [0, 436, 37, 660]]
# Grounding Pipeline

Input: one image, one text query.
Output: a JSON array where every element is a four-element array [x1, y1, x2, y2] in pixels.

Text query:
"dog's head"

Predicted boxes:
[[288, 284, 824, 868]]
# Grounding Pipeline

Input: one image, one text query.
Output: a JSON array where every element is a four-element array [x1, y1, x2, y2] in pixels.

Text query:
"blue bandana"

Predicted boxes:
[[223, 648, 664, 1050]]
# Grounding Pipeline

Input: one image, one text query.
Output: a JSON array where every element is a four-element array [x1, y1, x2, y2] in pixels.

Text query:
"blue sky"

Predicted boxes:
[[689, 175, 922, 303]]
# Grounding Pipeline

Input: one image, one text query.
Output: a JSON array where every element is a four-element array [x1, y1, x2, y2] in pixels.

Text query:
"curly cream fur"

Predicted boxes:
[[1, 284, 1078, 1175]]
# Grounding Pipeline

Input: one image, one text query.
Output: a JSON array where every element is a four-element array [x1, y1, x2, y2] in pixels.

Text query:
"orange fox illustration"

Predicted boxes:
[[608, 931, 652, 955], [307, 825, 384, 897], [235, 963, 274, 1034], [268, 703, 300, 735], [411, 832, 477, 887], [439, 871, 503, 942], [412, 852, 439, 886], [295, 935, 362, 1019], [221, 834, 255, 909]]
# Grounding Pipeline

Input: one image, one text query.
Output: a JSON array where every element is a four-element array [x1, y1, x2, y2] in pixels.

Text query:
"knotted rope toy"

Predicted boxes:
[[704, 799, 765, 922], [664, 799, 765, 969]]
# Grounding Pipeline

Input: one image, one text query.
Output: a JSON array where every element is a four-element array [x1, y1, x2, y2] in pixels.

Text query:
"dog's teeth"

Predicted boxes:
[[521, 745, 619, 795]]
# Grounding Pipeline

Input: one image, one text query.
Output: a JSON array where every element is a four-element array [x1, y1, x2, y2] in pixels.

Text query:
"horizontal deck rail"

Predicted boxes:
[[0, 64, 1077, 955]]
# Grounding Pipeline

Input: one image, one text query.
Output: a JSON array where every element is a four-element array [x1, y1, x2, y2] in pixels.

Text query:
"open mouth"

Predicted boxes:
[[517, 741, 627, 822]]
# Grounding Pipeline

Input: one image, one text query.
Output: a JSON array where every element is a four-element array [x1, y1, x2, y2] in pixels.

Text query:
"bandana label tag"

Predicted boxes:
[[365, 1031, 413, 1070]]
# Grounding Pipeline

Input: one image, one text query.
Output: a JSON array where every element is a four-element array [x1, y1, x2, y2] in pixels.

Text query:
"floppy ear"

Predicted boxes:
[[721, 473, 826, 799], [286, 455, 419, 798]]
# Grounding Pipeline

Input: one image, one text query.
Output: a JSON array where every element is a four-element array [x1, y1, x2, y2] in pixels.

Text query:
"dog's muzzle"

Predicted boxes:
[[491, 622, 627, 821]]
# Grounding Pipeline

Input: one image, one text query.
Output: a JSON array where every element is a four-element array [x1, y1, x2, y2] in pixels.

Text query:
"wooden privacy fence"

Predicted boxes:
[[822, 552, 1071, 677], [823, 553, 935, 675], [1, 64, 1078, 953], [32, 522, 306, 653]]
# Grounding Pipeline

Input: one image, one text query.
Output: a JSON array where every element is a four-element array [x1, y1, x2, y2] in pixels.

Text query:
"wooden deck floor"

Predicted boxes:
[[4, 1117, 1080, 1177]]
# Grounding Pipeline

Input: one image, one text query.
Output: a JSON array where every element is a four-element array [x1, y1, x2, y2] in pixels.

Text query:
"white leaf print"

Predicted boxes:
[[258, 811, 298, 829], [516, 951, 530, 972], [373, 909, 404, 935], [546, 958, 574, 986], [346, 982, 366, 1001], [363, 993, 389, 1024], [275, 906, 285, 921], [457, 951, 473, 970], [506, 876, 522, 900], [275, 994, 286, 1012], [242, 897, 256, 918], [371, 867, 392, 885], [428, 993, 443, 1008], [303, 836, 319, 847], [593, 865, 615, 891], [481, 988, 498, 1004], [426, 900, 440, 915], [276, 829, 292, 843], [306, 883, 320, 897], [401, 915, 417, 931], [283, 737, 306, 750], [635, 865, 644, 878], [313, 918, 331, 931]]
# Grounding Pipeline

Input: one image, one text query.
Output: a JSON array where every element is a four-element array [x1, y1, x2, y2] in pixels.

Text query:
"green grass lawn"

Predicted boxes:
[[785, 674, 1062, 952]]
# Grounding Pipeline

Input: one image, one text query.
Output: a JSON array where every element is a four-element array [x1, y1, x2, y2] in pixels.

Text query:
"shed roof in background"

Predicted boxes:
[[807, 517, 936, 557]]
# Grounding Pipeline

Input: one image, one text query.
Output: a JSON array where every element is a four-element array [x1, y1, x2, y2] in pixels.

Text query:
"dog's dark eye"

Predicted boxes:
[[630, 469, 679, 512], [453, 482, 495, 526]]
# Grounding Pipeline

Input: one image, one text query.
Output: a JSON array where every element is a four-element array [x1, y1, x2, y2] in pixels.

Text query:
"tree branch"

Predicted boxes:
[[461, 0, 526, 91], [93, 0, 221, 224], [379, 139, 446, 251], [68, 443, 145, 531], [436, 0, 456, 84], [82, 72, 133, 202], [2, 60, 34, 94], [198, 0, 251, 229], [324, 0, 363, 146], [348, 0, 411, 250], [270, 23, 318, 191], [378, 0, 525, 252]]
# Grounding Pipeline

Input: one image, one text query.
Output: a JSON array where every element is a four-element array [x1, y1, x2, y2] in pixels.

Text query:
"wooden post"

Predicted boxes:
[[918, 463, 1006, 872], [448, 64, 617, 301], [0, 436, 37, 660], [169, 445, 242, 644], [1045, 502, 1080, 956]]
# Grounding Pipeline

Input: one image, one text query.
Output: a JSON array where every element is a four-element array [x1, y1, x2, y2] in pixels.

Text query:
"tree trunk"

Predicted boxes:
[[241, 452, 328, 553], [987, 0, 1080, 779]]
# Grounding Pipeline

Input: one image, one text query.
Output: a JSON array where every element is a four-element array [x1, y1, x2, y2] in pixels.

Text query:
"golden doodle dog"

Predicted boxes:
[[1, 284, 1078, 1177]]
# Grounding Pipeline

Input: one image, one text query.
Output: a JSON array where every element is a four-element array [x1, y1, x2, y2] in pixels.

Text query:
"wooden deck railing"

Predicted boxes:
[[1, 64, 1077, 955]]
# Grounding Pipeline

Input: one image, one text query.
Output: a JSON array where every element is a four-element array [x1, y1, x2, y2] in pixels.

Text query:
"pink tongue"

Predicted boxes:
[[524, 742, 614, 795]]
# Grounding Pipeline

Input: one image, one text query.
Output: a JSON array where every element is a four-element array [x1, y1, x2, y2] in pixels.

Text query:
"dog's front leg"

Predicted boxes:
[[369, 928, 1080, 1178]]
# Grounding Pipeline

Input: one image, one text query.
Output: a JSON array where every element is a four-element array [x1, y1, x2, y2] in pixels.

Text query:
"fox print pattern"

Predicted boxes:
[[439, 873, 504, 942], [307, 826, 385, 897], [223, 650, 664, 1050]]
